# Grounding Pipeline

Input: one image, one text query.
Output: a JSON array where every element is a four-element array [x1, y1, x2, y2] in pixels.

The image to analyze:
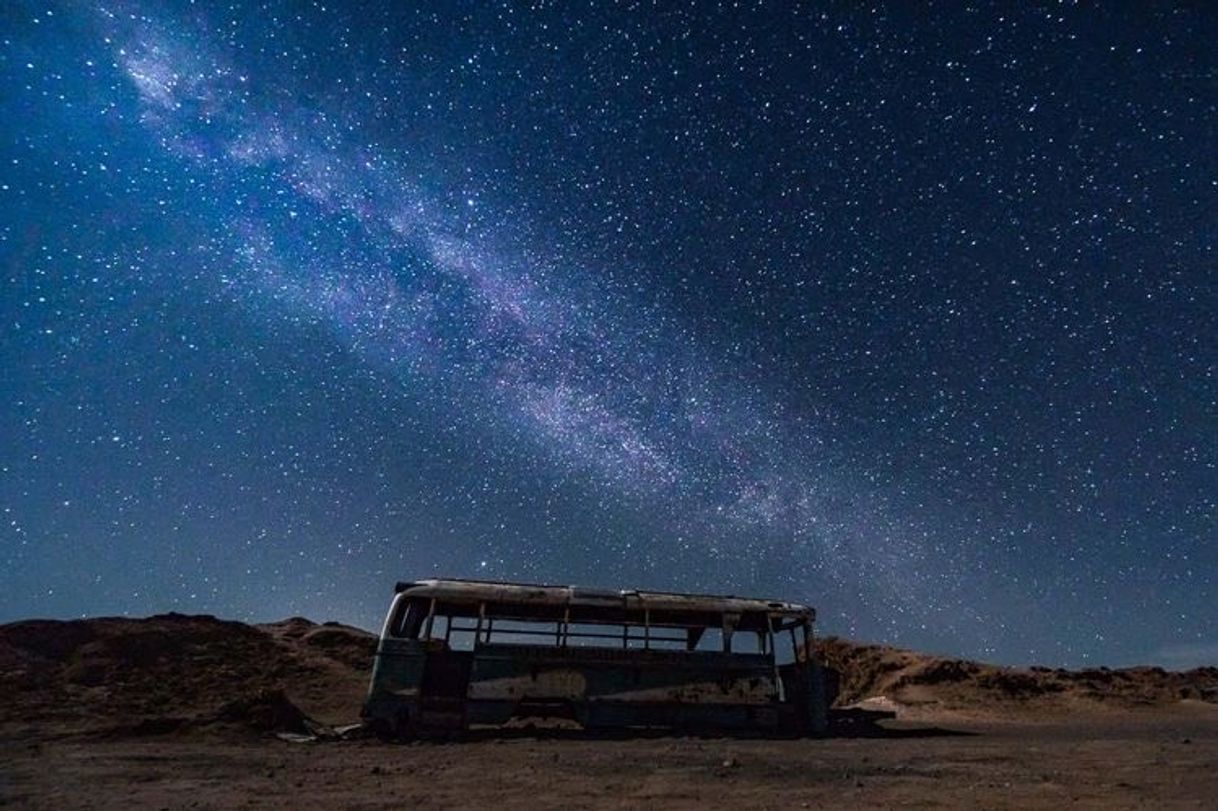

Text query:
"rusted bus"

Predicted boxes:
[[362, 578, 830, 737]]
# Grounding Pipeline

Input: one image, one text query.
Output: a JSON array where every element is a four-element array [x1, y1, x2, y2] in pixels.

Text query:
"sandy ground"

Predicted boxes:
[[3, 708, 1217, 809]]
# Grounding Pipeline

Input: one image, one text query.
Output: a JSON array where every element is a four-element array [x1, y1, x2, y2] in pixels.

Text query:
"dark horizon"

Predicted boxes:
[[2, 2, 1215, 670]]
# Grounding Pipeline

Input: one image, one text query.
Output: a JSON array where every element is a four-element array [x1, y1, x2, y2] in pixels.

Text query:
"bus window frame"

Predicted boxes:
[[402, 597, 809, 665]]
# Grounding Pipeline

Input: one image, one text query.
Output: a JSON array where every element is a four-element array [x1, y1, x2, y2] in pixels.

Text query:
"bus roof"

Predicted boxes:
[[394, 578, 814, 622]]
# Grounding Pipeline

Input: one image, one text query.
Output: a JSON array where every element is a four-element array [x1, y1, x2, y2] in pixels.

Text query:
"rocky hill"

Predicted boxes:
[[816, 635, 1218, 714], [0, 613, 375, 735]]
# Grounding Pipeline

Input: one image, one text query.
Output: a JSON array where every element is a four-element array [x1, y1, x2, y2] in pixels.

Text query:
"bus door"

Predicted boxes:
[[775, 619, 813, 728], [418, 613, 474, 729]]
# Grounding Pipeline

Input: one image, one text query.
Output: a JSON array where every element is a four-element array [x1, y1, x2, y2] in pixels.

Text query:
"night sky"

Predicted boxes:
[[2, 2, 1215, 668]]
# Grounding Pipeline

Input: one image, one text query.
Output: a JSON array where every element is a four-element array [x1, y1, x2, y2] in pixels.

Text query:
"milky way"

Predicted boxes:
[[2, 2, 1214, 666], [112, 7, 952, 614]]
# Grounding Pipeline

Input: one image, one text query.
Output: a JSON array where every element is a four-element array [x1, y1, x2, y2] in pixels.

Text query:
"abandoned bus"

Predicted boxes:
[[362, 578, 829, 736]]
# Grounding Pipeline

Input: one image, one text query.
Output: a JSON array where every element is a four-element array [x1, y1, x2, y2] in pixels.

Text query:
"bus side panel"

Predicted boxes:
[[361, 637, 427, 733], [578, 701, 785, 732], [466, 644, 781, 728]]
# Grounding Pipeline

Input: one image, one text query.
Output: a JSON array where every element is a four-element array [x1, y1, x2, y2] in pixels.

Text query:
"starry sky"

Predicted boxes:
[[2, 2, 1215, 668]]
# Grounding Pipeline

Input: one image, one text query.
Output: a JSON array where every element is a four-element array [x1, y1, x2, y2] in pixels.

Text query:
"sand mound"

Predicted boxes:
[[258, 618, 378, 672], [816, 636, 1218, 713], [0, 613, 375, 734], [213, 687, 314, 735]]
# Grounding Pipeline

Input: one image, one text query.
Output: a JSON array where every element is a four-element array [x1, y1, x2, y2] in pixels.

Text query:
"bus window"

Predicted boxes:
[[730, 631, 765, 654], [565, 623, 627, 648], [393, 598, 428, 639], [446, 621, 477, 651], [624, 634, 683, 650], [695, 627, 725, 652], [644, 632, 686, 650], [485, 618, 562, 646], [774, 630, 798, 665], [426, 614, 448, 641]]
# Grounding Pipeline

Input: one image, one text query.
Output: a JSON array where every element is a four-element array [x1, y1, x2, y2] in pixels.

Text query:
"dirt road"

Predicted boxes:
[[4, 709, 1216, 809]]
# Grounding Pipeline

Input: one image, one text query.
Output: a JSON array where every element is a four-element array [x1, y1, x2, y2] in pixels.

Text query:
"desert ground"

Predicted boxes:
[[2, 614, 1216, 809]]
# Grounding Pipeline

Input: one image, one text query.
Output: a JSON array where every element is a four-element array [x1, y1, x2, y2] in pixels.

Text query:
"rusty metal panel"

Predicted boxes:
[[394, 577, 814, 622]]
